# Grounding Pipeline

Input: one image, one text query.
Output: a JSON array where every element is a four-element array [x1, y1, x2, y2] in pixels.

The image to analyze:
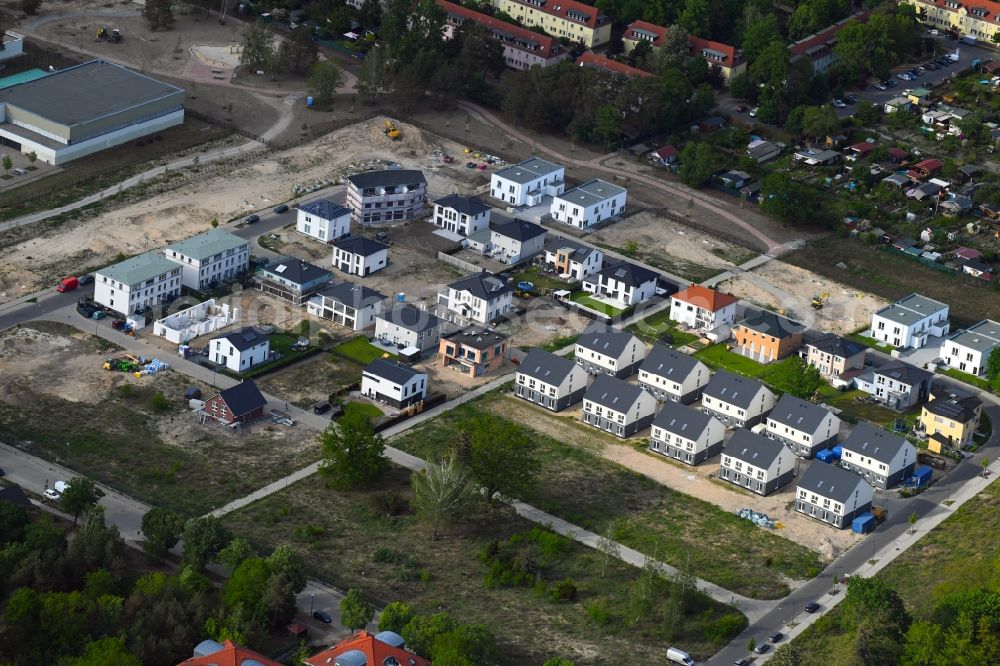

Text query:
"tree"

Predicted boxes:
[[678, 0, 710, 37], [596, 522, 621, 578], [769, 643, 803, 666], [411, 457, 473, 539], [656, 25, 691, 70], [266, 544, 307, 593], [218, 536, 255, 570], [261, 572, 297, 627], [593, 104, 620, 149], [765, 357, 823, 399], [359, 0, 383, 27], [240, 22, 275, 72], [307, 61, 345, 109], [908, 511, 918, 534], [760, 173, 821, 226], [1, 155, 11, 173], [223, 557, 270, 626], [20, 0, 41, 15], [801, 105, 841, 141], [465, 414, 537, 504], [319, 410, 388, 490], [280, 27, 318, 75], [0, 501, 31, 544], [985, 347, 1000, 391], [340, 588, 374, 634], [747, 638, 757, 654], [742, 16, 782, 63], [64, 637, 142, 666], [841, 576, 911, 641], [431, 624, 498, 664], [402, 612, 457, 658], [140, 508, 184, 560], [60, 478, 104, 526], [679, 142, 722, 187], [357, 45, 391, 100], [182, 516, 230, 571], [378, 601, 415, 634], [143, 0, 174, 31], [26, 151, 37, 163]]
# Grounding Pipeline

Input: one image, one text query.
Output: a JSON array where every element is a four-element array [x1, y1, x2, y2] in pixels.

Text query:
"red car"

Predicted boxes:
[[736, 104, 748, 113], [56, 276, 79, 292]]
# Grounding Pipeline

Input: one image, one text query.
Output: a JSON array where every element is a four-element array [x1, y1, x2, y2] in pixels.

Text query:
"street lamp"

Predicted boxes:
[[310, 594, 315, 614]]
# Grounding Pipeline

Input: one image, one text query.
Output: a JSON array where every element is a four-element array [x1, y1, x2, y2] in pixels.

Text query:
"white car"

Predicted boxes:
[[44, 488, 61, 501], [749, 107, 758, 117], [831, 99, 846, 108], [930, 29, 940, 36]]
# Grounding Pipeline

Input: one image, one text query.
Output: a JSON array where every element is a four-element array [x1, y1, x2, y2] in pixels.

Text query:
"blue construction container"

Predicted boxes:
[[831, 445, 843, 460], [852, 513, 877, 534], [911, 465, 933, 487], [816, 449, 836, 463]]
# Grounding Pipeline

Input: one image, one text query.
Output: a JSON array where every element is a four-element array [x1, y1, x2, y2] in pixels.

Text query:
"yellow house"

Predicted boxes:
[[901, 0, 1000, 44], [920, 388, 982, 452], [620, 20, 746, 84], [494, 0, 612, 48]]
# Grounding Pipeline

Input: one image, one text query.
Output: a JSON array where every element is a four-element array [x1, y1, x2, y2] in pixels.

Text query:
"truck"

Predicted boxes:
[[961, 35, 977, 46], [57, 276, 79, 292], [667, 647, 695, 665]]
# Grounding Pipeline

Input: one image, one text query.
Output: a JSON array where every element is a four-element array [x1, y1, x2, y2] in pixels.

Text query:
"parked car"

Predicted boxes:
[[313, 401, 333, 415], [930, 28, 940, 35], [44, 488, 61, 501], [831, 98, 846, 108], [244, 214, 260, 224], [897, 73, 912, 81], [92, 310, 106, 321], [769, 632, 784, 643], [873, 82, 887, 90], [57, 276, 79, 292], [804, 601, 821, 613], [754, 643, 770, 654], [0, 467, 5, 477], [273, 204, 290, 214], [734, 660, 750, 666], [844, 95, 858, 104], [749, 107, 758, 117], [313, 610, 332, 623], [887, 78, 898, 87], [78, 274, 94, 286]]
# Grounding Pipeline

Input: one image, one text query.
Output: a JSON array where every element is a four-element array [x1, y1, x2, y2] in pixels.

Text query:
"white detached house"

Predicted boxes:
[[361, 359, 427, 409], [543, 237, 603, 280], [210, 327, 270, 373], [297, 199, 351, 243], [581, 374, 657, 438], [870, 293, 950, 349], [766, 394, 841, 458], [490, 157, 565, 207], [332, 237, 389, 277], [582, 260, 658, 308], [432, 194, 491, 236], [669, 285, 739, 333], [942, 319, 1000, 377], [439, 273, 513, 325], [575, 328, 646, 378], [550, 179, 627, 229]]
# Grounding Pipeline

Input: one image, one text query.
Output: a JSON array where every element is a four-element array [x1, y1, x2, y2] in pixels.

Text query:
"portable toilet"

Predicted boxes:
[[815, 449, 836, 464], [852, 513, 877, 534], [911, 465, 933, 487], [306, 96, 314, 107], [831, 444, 843, 461]]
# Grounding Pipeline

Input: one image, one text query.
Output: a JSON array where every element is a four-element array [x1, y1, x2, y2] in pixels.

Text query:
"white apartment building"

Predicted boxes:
[[94, 251, 182, 315], [164, 229, 250, 291], [489, 157, 565, 207], [296, 199, 351, 243], [870, 293, 950, 349], [431, 195, 491, 236], [346, 169, 428, 226], [549, 179, 627, 229], [942, 319, 1000, 377]]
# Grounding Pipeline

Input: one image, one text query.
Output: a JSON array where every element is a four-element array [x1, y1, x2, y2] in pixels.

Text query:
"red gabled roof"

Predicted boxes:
[[917, 0, 1000, 21], [505, 0, 606, 28], [623, 20, 666, 47], [304, 631, 430, 666], [789, 12, 869, 59], [687, 35, 741, 68], [653, 145, 678, 159], [888, 147, 908, 159], [575, 52, 653, 78], [848, 142, 874, 154], [436, 0, 563, 59], [672, 285, 738, 312], [177, 640, 282, 666]]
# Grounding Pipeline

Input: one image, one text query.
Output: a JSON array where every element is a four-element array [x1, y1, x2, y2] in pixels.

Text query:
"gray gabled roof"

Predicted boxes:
[[726, 429, 786, 466], [315, 282, 386, 308], [518, 348, 578, 384], [640, 345, 701, 381], [577, 326, 640, 358], [260, 257, 331, 286], [842, 421, 910, 464], [333, 236, 389, 257], [797, 463, 867, 503], [492, 219, 546, 242], [584, 374, 646, 412], [807, 334, 866, 359], [769, 394, 833, 433], [215, 326, 269, 352], [874, 360, 933, 387], [652, 401, 715, 439], [703, 370, 769, 409], [543, 236, 598, 261], [378, 303, 441, 333], [347, 169, 426, 189], [738, 312, 805, 339], [447, 272, 512, 301], [215, 380, 267, 417], [924, 388, 982, 423], [434, 194, 490, 216], [597, 260, 658, 288], [299, 199, 351, 220], [364, 358, 424, 385]]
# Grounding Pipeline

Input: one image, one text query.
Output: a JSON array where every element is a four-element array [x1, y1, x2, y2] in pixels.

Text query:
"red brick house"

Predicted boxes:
[[304, 631, 429, 666], [203, 380, 267, 425]]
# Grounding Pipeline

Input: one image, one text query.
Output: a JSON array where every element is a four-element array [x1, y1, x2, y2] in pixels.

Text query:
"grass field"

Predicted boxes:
[[333, 336, 396, 365], [938, 367, 993, 392], [342, 401, 383, 422], [791, 483, 1000, 665], [627, 309, 700, 347], [784, 237, 997, 327], [221, 467, 746, 665], [389, 394, 825, 599], [694, 344, 770, 377], [511, 266, 580, 293], [846, 332, 895, 354], [535, 334, 581, 352], [569, 291, 624, 316]]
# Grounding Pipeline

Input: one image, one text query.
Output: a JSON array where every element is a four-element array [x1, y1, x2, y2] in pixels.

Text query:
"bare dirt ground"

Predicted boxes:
[[486, 395, 861, 559], [716, 260, 889, 335]]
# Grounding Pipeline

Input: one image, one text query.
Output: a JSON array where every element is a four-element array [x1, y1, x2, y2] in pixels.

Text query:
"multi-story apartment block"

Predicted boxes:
[[164, 229, 250, 291], [94, 251, 182, 315], [346, 170, 428, 225], [493, 0, 612, 48]]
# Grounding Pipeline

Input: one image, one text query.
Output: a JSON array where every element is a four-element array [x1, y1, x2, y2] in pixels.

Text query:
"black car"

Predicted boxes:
[[78, 274, 94, 286], [76, 302, 98, 318], [313, 401, 333, 415], [844, 95, 858, 104], [769, 632, 784, 643], [734, 659, 751, 666], [273, 204, 290, 214], [804, 601, 821, 613], [245, 214, 260, 224], [754, 643, 770, 654], [313, 610, 332, 623], [0, 467, 5, 477]]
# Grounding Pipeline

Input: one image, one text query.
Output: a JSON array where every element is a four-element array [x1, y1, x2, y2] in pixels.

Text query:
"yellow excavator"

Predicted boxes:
[[811, 293, 828, 309], [384, 119, 400, 140]]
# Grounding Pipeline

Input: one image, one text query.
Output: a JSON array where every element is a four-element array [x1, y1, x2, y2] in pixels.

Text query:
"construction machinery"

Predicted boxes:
[[811, 292, 829, 309], [96, 27, 108, 41], [110, 28, 122, 43], [383, 119, 400, 140]]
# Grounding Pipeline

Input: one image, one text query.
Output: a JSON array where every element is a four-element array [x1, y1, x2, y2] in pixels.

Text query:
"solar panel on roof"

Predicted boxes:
[[274, 264, 287, 273]]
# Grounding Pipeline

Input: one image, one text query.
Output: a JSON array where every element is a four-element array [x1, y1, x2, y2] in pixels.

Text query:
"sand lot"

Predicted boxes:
[[717, 260, 888, 334]]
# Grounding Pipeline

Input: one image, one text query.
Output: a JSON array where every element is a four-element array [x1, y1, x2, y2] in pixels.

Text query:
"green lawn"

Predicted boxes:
[[389, 394, 825, 599], [342, 400, 383, 422], [822, 389, 920, 428], [627, 309, 699, 347], [333, 336, 396, 365], [693, 344, 770, 377], [232, 332, 318, 379], [511, 266, 580, 293], [791, 483, 1000, 665], [847, 332, 895, 355], [938, 367, 993, 392], [536, 334, 581, 352], [569, 290, 624, 316]]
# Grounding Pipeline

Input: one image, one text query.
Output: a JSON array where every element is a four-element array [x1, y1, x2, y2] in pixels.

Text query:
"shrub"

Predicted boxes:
[[702, 611, 747, 644], [549, 578, 578, 602], [293, 524, 325, 542], [371, 491, 409, 517], [379, 602, 415, 634], [151, 392, 170, 411], [374, 547, 399, 564], [585, 599, 614, 626]]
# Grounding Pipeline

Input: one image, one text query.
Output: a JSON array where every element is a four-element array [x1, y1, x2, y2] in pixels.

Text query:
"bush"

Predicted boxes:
[[371, 491, 409, 517], [374, 547, 399, 564], [379, 601, 415, 634], [585, 598, 614, 626], [151, 392, 170, 411], [292, 524, 325, 543], [702, 611, 747, 644], [549, 578, 578, 603]]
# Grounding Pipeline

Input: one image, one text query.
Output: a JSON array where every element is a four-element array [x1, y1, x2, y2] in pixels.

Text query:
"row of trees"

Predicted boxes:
[[240, 23, 320, 77]]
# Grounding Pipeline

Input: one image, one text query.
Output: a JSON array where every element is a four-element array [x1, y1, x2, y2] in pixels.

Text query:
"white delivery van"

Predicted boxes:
[[667, 647, 695, 665]]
